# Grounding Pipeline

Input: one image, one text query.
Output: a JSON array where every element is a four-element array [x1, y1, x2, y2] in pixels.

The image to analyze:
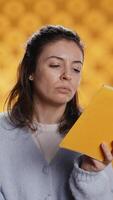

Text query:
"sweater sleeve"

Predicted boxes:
[[69, 157, 113, 200]]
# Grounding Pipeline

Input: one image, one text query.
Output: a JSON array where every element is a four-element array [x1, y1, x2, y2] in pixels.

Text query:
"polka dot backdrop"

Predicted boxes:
[[0, 0, 113, 111]]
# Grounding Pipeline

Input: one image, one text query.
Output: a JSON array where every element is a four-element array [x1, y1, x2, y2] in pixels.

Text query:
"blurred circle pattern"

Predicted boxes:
[[0, 0, 113, 111]]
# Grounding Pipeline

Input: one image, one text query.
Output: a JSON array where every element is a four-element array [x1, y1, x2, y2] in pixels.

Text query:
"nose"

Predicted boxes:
[[60, 69, 72, 81]]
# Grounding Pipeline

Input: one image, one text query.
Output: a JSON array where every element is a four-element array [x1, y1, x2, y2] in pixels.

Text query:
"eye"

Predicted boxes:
[[49, 64, 60, 68], [73, 68, 80, 73]]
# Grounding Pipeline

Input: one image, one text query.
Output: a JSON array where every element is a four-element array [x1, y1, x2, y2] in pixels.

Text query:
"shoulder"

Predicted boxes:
[[0, 112, 24, 137], [0, 112, 8, 121], [0, 112, 31, 138], [0, 112, 13, 130], [0, 112, 13, 139]]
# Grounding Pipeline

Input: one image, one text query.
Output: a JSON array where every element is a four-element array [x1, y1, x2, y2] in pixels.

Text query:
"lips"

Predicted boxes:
[[56, 87, 71, 93]]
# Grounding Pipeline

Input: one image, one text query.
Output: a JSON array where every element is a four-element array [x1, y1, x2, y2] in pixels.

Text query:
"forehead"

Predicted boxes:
[[38, 39, 83, 62]]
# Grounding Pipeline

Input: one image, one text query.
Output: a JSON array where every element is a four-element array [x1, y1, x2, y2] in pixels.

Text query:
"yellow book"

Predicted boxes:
[[60, 85, 113, 162]]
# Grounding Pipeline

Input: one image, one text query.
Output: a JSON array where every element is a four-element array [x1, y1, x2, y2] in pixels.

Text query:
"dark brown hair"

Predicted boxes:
[[5, 25, 84, 135]]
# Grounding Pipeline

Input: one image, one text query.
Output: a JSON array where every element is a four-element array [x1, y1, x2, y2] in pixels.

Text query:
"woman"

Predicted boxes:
[[0, 25, 113, 200]]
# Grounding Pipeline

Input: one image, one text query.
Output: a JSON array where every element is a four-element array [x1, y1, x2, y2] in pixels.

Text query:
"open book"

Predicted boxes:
[[60, 85, 113, 162]]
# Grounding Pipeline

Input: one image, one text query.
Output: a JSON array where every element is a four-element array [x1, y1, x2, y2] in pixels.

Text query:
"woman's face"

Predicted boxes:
[[32, 39, 83, 106]]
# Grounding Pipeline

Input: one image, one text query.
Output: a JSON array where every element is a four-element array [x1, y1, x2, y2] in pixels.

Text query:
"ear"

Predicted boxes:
[[28, 75, 34, 81]]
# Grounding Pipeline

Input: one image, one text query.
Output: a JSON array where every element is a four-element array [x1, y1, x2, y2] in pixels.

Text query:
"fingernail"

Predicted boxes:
[[102, 142, 107, 147]]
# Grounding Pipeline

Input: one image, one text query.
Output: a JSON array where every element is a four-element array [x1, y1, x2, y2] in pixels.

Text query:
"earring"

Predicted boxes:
[[29, 75, 33, 81]]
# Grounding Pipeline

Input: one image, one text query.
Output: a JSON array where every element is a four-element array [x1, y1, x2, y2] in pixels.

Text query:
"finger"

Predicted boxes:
[[111, 141, 113, 155], [81, 155, 106, 172], [101, 143, 113, 164], [111, 149, 113, 155]]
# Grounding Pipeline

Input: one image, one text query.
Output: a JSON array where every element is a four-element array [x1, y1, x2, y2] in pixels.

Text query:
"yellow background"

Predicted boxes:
[[0, 0, 113, 111]]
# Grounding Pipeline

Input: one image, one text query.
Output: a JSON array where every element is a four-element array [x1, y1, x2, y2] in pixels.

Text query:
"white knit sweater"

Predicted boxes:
[[0, 112, 113, 200]]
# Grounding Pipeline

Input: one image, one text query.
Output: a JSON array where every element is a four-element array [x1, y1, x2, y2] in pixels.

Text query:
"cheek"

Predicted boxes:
[[72, 75, 81, 90], [34, 71, 58, 93], [77, 75, 81, 86]]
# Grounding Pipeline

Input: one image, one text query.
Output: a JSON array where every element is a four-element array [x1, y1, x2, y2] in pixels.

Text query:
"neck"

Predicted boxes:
[[33, 99, 66, 124]]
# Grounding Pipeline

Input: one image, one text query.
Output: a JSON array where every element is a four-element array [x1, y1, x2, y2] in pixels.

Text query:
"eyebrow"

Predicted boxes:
[[45, 56, 83, 65]]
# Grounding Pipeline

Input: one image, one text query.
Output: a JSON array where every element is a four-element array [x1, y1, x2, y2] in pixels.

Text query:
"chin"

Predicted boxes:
[[53, 97, 72, 105]]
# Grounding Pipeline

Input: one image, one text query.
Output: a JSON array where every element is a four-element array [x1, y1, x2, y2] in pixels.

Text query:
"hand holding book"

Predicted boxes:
[[80, 142, 113, 172]]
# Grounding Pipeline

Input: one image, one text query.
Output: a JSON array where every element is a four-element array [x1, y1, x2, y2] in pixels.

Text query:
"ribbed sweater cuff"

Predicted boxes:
[[73, 157, 105, 182]]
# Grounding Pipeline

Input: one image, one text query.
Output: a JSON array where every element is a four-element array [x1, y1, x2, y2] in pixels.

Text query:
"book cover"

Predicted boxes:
[[60, 85, 113, 162]]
